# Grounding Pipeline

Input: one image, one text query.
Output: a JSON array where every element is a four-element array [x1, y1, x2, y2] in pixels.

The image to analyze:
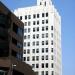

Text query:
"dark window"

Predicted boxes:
[[42, 41, 44, 45], [46, 48, 48, 52], [42, 13, 44, 17], [45, 2, 46, 6], [42, 56, 44, 60], [51, 40, 53, 45], [51, 71, 54, 75], [33, 34, 35, 39], [37, 21, 39, 25], [46, 40, 48, 45], [42, 63, 44, 68], [42, 27, 44, 31], [28, 15, 31, 19], [32, 56, 35, 61], [36, 48, 39, 53], [33, 21, 36, 25], [37, 14, 39, 18], [46, 13, 48, 17], [46, 63, 48, 68], [36, 56, 39, 61], [46, 71, 48, 75], [51, 63, 54, 68], [41, 71, 44, 75], [42, 48, 44, 53], [42, 20, 44, 24], [46, 55, 48, 60], [23, 50, 26, 54], [51, 26, 53, 30], [25, 15, 27, 19], [33, 28, 35, 32], [27, 49, 30, 54], [36, 64, 39, 68], [32, 49, 35, 53], [27, 57, 30, 61], [37, 27, 39, 31], [51, 48, 53, 52], [46, 19, 48, 24], [27, 42, 30, 46], [23, 57, 26, 61], [20, 16, 22, 20], [33, 14, 36, 18], [46, 26, 48, 30]]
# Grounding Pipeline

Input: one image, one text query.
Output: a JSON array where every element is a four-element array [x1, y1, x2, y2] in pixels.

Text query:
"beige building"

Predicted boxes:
[[14, 0, 62, 75]]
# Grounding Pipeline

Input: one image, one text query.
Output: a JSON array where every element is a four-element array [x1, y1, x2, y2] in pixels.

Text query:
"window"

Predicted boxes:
[[37, 27, 39, 31], [27, 42, 30, 46], [36, 48, 39, 53], [42, 34, 45, 38], [23, 57, 26, 61], [51, 33, 53, 38], [51, 55, 54, 60], [46, 19, 48, 24], [33, 21, 36, 25], [28, 15, 31, 19], [20, 16, 22, 20], [27, 57, 30, 61], [36, 34, 39, 38], [28, 35, 30, 39], [28, 21, 31, 26], [42, 27, 44, 31], [36, 64, 39, 68], [25, 22, 27, 26], [46, 55, 48, 60], [28, 28, 30, 32], [51, 63, 54, 68], [27, 49, 30, 54], [46, 63, 48, 68], [25, 15, 27, 19], [51, 71, 54, 75], [46, 26, 48, 30], [33, 34, 35, 39], [42, 20, 44, 24], [24, 29, 27, 33], [51, 40, 53, 45], [46, 71, 48, 75], [37, 21, 39, 25], [51, 48, 53, 52], [36, 56, 39, 61], [36, 41, 39, 46], [32, 56, 35, 61], [42, 48, 44, 53], [33, 14, 36, 18], [51, 26, 53, 30], [46, 40, 48, 45], [42, 13, 44, 17], [46, 48, 48, 52], [46, 13, 48, 17], [42, 41, 44, 45], [37, 14, 39, 18], [42, 63, 44, 68], [46, 33, 48, 38], [41, 71, 44, 75], [24, 35, 26, 39], [24, 42, 26, 47], [23, 50, 26, 54], [42, 56, 44, 60], [32, 64, 35, 68], [45, 2, 46, 6], [33, 28, 35, 32], [32, 49, 35, 53], [33, 41, 35, 46]]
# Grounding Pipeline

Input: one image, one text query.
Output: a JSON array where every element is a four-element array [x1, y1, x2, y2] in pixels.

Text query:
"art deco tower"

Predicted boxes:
[[14, 0, 62, 75]]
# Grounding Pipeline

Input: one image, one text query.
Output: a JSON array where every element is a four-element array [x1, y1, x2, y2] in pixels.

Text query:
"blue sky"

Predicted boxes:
[[1, 0, 75, 75]]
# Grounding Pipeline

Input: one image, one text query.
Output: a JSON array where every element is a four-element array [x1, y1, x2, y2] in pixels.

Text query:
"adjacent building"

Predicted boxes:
[[0, 1, 36, 75], [14, 0, 62, 75]]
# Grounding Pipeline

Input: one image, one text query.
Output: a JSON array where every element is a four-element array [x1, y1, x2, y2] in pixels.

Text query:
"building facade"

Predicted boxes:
[[14, 0, 62, 75], [0, 1, 36, 75]]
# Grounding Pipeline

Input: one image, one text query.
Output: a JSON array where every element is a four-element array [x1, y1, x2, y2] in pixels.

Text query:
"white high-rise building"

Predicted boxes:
[[14, 0, 62, 75]]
